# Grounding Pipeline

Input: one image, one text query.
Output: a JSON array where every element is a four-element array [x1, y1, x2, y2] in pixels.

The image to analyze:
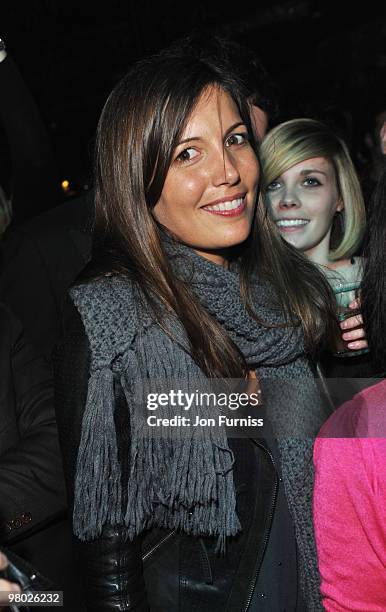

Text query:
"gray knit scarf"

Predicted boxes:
[[70, 240, 325, 610]]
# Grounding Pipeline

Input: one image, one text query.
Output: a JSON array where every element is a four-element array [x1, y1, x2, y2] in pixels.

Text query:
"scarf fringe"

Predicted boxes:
[[120, 357, 241, 543], [73, 367, 122, 540], [126, 326, 241, 543], [72, 324, 241, 545]]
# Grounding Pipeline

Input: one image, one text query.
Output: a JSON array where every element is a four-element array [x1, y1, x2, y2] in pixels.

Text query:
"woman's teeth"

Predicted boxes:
[[205, 197, 244, 212], [276, 219, 309, 227]]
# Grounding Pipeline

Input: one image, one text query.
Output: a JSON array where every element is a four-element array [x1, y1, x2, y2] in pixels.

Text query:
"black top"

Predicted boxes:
[[249, 437, 305, 611]]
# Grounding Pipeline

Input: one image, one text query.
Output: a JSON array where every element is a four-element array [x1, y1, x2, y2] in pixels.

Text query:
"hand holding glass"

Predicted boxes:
[[330, 284, 369, 357]]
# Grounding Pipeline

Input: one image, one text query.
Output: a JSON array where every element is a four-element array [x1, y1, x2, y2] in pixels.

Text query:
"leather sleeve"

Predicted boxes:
[[53, 297, 149, 611], [73, 526, 149, 611], [0, 304, 67, 542]]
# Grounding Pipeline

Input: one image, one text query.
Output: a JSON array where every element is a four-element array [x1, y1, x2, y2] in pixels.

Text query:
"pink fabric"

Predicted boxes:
[[313, 380, 386, 611]]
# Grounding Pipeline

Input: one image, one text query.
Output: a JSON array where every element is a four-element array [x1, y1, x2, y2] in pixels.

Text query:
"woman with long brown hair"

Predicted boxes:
[[54, 49, 335, 611]]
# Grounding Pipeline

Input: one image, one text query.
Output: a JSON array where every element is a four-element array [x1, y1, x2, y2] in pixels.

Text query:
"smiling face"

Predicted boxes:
[[265, 156, 343, 265], [153, 85, 259, 266]]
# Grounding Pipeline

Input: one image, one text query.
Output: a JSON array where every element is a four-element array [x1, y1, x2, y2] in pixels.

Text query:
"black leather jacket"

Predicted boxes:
[[0, 302, 66, 543], [0, 303, 87, 611], [54, 303, 302, 611]]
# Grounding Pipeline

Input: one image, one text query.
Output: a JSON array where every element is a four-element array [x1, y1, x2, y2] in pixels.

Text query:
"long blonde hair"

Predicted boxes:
[[260, 118, 366, 261]]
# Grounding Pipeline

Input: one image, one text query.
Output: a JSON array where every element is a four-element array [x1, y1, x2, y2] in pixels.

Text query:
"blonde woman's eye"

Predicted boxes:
[[266, 180, 281, 191], [303, 177, 321, 187], [225, 132, 248, 147], [175, 147, 199, 163]]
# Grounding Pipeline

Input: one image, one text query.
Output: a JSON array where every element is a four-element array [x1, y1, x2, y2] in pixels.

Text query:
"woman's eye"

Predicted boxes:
[[303, 177, 321, 187], [266, 180, 281, 191], [225, 132, 248, 147], [175, 147, 199, 163]]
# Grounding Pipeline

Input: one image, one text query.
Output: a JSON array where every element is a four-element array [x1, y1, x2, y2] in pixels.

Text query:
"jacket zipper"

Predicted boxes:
[[243, 440, 278, 612], [142, 530, 176, 563]]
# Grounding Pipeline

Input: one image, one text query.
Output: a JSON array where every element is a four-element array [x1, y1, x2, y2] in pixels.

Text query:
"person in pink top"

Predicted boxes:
[[314, 167, 386, 611], [314, 379, 386, 611]]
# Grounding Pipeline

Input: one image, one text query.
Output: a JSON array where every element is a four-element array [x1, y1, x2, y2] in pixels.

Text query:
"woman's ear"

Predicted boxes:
[[336, 197, 344, 213]]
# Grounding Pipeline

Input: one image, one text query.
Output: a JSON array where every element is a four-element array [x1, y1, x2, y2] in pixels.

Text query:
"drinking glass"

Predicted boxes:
[[330, 281, 369, 358]]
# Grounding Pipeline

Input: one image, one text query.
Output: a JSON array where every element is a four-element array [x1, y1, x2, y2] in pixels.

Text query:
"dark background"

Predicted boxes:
[[1, 0, 385, 195]]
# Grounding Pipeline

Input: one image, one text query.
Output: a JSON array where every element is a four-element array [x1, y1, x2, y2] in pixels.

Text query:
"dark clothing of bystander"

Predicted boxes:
[[0, 194, 92, 359]]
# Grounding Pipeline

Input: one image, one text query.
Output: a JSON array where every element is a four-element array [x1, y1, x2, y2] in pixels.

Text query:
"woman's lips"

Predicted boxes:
[[275, 219, 309, 232], [203, 196, 246, 217]]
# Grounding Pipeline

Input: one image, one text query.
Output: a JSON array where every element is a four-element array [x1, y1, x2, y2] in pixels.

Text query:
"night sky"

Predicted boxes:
[[1, 0, 385, 193]]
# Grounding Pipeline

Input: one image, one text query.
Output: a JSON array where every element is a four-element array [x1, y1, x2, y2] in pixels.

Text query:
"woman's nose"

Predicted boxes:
[[279, 187, 300, 209], [211, 150, 241, 186]]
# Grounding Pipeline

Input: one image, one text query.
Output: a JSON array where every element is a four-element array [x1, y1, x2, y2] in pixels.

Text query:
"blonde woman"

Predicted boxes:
[[260, 118, 368, 357]]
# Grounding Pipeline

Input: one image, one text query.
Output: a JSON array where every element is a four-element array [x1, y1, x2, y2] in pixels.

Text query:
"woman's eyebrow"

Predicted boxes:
[[224, 121, 246, 136], [177, 136, 201, 146], [299, 169, 328, 176], [177, 122, 246, 146]]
